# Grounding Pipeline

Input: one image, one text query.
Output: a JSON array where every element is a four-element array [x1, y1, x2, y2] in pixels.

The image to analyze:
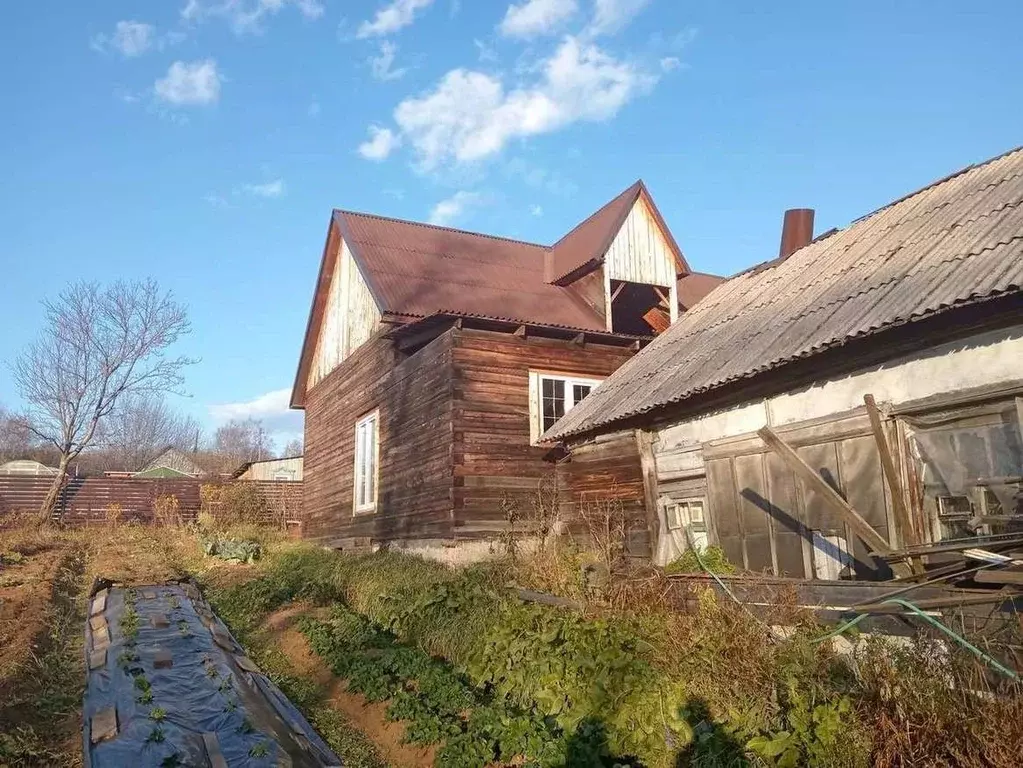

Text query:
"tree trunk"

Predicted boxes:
[[39, 454, 70, 522]]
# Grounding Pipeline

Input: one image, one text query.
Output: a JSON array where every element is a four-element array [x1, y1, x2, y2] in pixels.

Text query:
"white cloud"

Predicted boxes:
[[155, 59, 222, 106], [474, 38, 498, 63], [660, 56, 680, 72], [586, 0, 652, 36], [369, 41, 407, 81], [529, 203, 543, 216], [92, 20, 155, 57], [182, 0, 324, 32], [209, 387, 303, 438], [358, 125, 401, 160], [429, 191, 482, 226], [499, 0, 577, 39], [390, 35, 654, 170], [239, 178, 285, 197], [357, 0, 434, 38]]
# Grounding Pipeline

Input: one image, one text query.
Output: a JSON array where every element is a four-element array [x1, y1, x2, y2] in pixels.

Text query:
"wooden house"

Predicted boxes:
[[291, 182, 723, 557], [546, 147, 1023, 580]]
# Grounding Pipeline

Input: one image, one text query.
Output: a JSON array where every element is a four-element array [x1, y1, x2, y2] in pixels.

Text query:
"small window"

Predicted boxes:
[[667, 498, 708, 549], [353, 411, 379, 514], [531, 372, 603, 440]]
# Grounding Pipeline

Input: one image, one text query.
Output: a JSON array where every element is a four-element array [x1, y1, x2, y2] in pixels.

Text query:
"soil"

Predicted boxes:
[[264, 604, 437, 768], [0, 544, 63, 684]]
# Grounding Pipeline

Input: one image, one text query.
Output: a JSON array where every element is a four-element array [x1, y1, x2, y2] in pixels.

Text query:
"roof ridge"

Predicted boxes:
[[851, 144, 1023, 226], [334, 208, 550, 249], [549, 179, 643, 249]]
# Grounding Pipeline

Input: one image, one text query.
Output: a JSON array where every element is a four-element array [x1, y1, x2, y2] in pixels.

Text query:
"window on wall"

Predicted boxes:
[[529, 372, 604, 442], [353, 411, 379, 514], [666, 498, 708, 549]]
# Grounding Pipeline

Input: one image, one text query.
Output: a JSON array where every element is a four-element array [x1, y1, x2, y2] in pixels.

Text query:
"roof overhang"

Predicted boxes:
[[386, 311, 650, 353]]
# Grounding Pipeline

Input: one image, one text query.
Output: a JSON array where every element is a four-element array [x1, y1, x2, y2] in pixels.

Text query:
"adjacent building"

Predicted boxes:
[[547, 147, 1023, 579]]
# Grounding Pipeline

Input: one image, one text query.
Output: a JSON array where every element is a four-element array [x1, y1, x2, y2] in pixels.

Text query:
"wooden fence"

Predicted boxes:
[[0, 475, 302, 528]]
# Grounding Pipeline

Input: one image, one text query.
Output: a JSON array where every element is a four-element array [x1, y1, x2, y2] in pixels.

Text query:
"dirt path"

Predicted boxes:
[[264, 604, 436, 768]]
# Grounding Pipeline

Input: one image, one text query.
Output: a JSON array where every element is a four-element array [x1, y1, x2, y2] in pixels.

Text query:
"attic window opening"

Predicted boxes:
[[609, 280, 672, 335]]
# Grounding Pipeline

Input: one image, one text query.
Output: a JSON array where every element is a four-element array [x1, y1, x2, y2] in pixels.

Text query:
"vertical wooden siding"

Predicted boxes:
[[604, 199, 679, 286], [701, 412, 894, 579], [450, 329, 635, 540], [303, 331, 455, 544], [309, 239, 382, 389]]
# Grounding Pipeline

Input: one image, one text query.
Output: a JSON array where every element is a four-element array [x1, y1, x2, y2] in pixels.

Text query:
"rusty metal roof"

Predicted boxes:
[[335, 209, 610, 331], [545, 146, 1023, 442], [677, 272, 726, 311]]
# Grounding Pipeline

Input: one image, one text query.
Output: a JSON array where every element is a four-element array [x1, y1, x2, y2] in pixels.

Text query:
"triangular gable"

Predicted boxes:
[[547, 181, 689, 285], [291, 216, 383, 408], [603, 195, 685, 289]]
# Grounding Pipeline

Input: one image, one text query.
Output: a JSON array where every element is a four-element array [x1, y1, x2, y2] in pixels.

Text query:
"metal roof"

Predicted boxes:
[[335, 209, 610, 331], [545, 146, 1023, 442]]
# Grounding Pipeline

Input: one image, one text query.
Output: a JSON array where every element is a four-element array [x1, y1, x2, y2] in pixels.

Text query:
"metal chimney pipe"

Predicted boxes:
[[778, 208, 815, 259]]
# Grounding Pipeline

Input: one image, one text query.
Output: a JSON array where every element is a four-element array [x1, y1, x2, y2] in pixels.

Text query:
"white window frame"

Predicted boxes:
[[666, 498, 708, 549], [353, 410, 379, 515], [528, 371, 604, 444]]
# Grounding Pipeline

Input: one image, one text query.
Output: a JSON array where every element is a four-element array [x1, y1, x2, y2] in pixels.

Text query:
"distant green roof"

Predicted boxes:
[[133, 466, 194, 479]]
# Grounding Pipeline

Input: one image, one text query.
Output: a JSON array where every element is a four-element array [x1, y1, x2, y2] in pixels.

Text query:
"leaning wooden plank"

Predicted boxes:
[[850, 563, 997, 608], [973, 568, 1023, 586], [874, 533, 1023, 560], [856, 590, 1016, 613], [757, 426, 895, 556], [863, 394, 920, 554]]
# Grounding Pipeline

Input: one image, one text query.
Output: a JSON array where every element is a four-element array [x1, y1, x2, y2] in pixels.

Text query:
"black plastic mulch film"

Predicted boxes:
[[83, 579, 341, 767]]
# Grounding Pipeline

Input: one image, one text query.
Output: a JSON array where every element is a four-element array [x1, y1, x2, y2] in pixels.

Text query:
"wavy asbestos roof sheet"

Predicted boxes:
[[545, 146, 1023, 442]]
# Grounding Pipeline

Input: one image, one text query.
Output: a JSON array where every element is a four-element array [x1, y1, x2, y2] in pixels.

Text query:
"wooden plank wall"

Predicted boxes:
[[0, 476, 300, 527], [303, 330, 455, 544], [557, 431, 650, 558], [450, 328, 635, 541], [702, 411, 894, 579]]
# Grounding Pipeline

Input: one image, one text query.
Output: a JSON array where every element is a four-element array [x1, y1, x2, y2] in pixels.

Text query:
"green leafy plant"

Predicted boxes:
[[149, 707, 166, 722]]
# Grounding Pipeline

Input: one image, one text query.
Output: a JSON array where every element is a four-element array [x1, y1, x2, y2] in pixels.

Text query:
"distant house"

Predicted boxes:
[[292, 181, 723, 556], [0, 460, 59, 476], [233, 456, 303, 482], [135, 448, 205, 479], [547, 146, 1023, 578]]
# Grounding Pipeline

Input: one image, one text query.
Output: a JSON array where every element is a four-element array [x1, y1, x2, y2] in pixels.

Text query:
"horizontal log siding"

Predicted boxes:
[[557, 432, 650, 558], [302, 330, 455, 544], [451, 329, 634, 540]]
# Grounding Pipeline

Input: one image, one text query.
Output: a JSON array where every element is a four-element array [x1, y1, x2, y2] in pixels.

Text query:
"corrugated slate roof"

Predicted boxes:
[[545, 146, 1023, 442], [335, 210, 609, 331]]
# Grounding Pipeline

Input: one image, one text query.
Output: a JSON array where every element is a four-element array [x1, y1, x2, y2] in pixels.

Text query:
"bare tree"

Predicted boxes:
[[98, 394, 203, 472], [281, 437, 303, 457], [12, 280, 194, 517], [213, 418, 275, 470]]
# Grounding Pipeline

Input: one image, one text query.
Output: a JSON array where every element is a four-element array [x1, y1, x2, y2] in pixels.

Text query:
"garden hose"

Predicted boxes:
[[811, 597, 1019, 682]]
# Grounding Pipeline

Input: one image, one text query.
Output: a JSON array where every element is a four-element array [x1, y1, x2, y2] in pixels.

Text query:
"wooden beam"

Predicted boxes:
[[1015, 397, 1023, 441], [757, 426, 896, 557], [453, 318, 463, 330], [513, 325, 527, 338], [610, 281, 627, 302], [864, 394, 922, 573], [974, 568, 1023, 586], [652, 286, 669, 306], [635, 430, 661, 554]]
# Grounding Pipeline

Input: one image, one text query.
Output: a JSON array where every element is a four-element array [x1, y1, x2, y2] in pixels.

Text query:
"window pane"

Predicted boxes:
[[541, 378, 565, 432], [666, 504, 682, 531], [571, 384, 592, 408], [366, 418, 376, 505], [688, 501, 705, 523]]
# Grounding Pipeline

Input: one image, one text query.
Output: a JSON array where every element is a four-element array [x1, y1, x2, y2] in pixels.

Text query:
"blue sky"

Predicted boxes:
[[1, 0, 1021, 448]]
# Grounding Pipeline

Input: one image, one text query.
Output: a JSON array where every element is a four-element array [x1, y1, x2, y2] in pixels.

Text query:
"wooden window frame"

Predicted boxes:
[[528, 371, 604, 444], [353, 409, 380, 515], [667, 498, 708, 549]]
